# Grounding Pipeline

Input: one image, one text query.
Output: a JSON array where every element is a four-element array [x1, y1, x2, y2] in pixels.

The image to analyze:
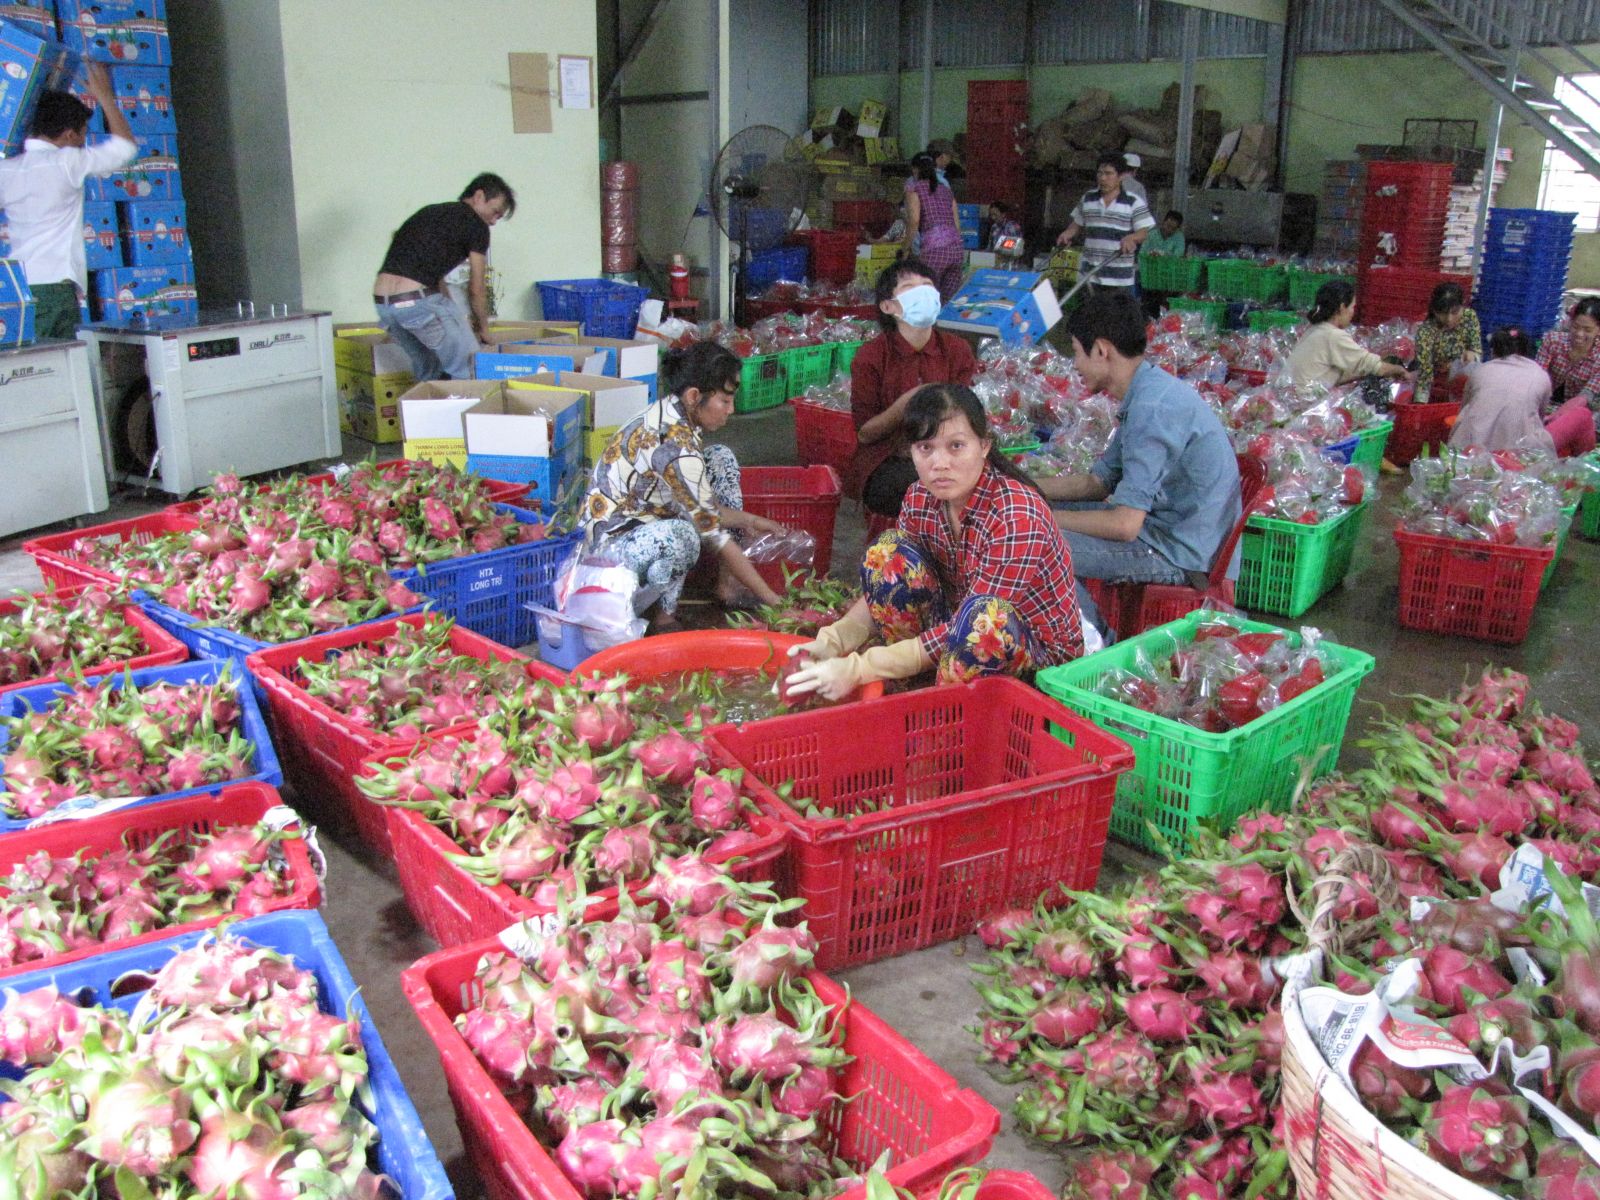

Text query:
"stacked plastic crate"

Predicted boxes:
[[957, 201, 982, 250], [56, 0, 196, 322], [1473, 208, 1575, 346], [1313, 161, 1364, 259], [1356, 161, 1463, 324], [964, 80, 1026, 210]]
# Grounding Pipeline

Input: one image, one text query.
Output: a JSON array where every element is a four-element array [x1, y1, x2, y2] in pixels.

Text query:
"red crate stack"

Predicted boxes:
[[1357, 161, 1453, 272], [1359, 267, 1473, 324], [965, 80, 1027, 209]]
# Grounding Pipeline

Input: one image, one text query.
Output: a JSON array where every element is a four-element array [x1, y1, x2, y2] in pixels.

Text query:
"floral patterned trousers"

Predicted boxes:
[[861, 530, 1035, 683]]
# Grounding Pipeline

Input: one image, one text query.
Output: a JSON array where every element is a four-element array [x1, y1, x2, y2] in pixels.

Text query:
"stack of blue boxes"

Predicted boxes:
[[957, 203, 982, 250], [1473, 208, 1576, 348]]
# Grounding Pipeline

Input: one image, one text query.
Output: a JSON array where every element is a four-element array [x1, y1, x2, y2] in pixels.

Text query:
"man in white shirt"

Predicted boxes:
[[1121, 153, 1148, 203], [0, 64, 136, 339]]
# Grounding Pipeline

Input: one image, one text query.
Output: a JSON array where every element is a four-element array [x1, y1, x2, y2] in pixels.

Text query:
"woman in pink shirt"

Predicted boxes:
[[1450, 327, 1558, 455]]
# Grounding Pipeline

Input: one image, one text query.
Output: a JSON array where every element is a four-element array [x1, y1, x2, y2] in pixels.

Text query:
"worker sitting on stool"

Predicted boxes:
[[0, 65, 136, 340], [372, 173, 516, 381]]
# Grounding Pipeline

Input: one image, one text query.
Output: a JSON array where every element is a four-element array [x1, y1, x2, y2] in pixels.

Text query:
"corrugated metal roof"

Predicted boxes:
[[1149, 3, 1270, 59], [1031, 0, 1147, 65], [1294, 0, 1600, 55], [901, 0, 1029, 68], [810, 0, 897, 76]]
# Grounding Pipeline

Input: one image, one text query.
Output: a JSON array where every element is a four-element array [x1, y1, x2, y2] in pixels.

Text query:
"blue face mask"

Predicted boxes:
[[897, 284, 942, 329], [935, 168, 949, 187]]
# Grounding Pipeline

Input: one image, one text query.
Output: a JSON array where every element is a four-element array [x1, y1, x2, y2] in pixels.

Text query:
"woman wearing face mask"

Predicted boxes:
[[1537, 298, 1600, 451], [786, 383, 1085, 701], [582, 341, 786, 631], [846, 259, 978, 521], [903, 147, 964, 301]]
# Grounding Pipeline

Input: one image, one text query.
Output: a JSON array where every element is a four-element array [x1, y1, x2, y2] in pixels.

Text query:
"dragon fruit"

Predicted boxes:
[[634, 730, 704, 786], [1028, 986, 1110, 1047], [1421, 1081, 1532, 1183], [1060, 1147, 1157, 1200], [78, 1059, 199, 1177], [1123, 987, 1204, 1042], [1531, 1142, 1600, 1200]]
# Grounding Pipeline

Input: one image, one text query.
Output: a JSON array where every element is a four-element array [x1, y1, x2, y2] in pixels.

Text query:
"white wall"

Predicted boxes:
[[728, 0, 807, 137]]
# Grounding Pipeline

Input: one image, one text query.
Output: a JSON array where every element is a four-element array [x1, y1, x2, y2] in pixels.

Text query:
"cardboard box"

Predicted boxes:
[[464, 386, 585, 460], [0, 257, 34, 346], [397, 379, 508, 466], [512, 371, 649, 431], [474, 342, 609, 381], [90, 260, 194, 321], [482, 319, 580, 344], [856, 100, 887, 138], [117, 197, 185, 265], [863, 137, 899, 165], [86, 132, 180, 202], [937, 268, 1062, 348], [82, 201, 121, 270], [56, 0, 169, 65], [335, 364, 410, 444], [0, 3, 53, 40], [465, 450, 579, 511], [584, 425, 619, 463], [810, 106, 846, 132], [333, 324, 413, 375], [0, 18, 79, 156], [109, 64, 174, 133]]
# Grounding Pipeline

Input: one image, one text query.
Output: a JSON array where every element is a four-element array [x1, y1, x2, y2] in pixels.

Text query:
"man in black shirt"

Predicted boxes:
[[372, 172, 516, 380]]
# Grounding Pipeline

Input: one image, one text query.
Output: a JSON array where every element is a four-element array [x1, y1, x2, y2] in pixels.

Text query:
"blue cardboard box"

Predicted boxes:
[[82, 200, 121, 269], [0, 18, 79, 156], [117, 197, 186, 265], [86, 132, 180, 201], [474, 343, 611, 381], [90, 259, 195, 321], [56, 0, 169, 65], [108, 63, 173, 133], [0, 217, 11, 257], [465, 446, 582, 512], [0, 258, 34, 346], [937, 268, 1063, 348], [0, 4, 54, 40]]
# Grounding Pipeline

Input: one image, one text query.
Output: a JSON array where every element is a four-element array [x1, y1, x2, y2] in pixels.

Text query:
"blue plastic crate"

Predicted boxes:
[[1488, 207, 1578, 228], [745, 245, 809, 291], [135, 593, 422, 664], [535, 277, 647, 339], [396, 524, 583, 650], [729, 205, 789, 247], [957, 203, 983, 225], [961, 229, 981, 249], [0, 910, 453, 1200], [1322, 434, 1359, 465], [0, 659, 283, 834]]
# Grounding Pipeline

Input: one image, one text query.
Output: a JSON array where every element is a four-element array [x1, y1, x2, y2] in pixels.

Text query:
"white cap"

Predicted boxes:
[[1123, 153, 1141, 169]]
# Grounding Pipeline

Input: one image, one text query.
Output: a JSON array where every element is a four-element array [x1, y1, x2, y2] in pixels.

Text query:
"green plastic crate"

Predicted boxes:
[[1288, 270, 1354, 310], [1349, 421, 1394, 471], [1580, 453, 1600, 538], [1035, 611, 1374, 855], [1139, 254, 1205, 293], [1170, 296, 1227, 329], [833, 339, 867, 376], [784, 344, 836, 392], [735, 352, 788, 413], [1207, 260, 1288, 303], [1246, 309, 1302, 333], [1237, 501, 1370, 618], [1543, 503, 1579, 589]]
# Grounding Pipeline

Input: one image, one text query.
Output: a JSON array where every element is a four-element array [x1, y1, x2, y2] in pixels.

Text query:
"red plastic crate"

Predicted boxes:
[[1358, 268, 1472, 324], [708, 677, 1135, 970], [832, 199, 896, 238], [22, 511, 197, 589], [385, 787, 786, 948], [917, 1172, 1056, 1200], [968, 80, 1028, 102], [1394, 528, 1553, 644], [795, 228, 860, 286], [402, 943, 999, 1200], [745, 295, 807, 321], [1386, 398, 1462, 468], [791, 396, 859, 472], [0, 783, 319, 978], [166, 459, 531, 517], [742, 464, 843, 590], [245, 615, 565, 855], [0, 584, 188, 696]]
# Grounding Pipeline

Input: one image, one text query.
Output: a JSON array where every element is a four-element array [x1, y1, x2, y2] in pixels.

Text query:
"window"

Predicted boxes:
[[1538, 74, 1600, 233]]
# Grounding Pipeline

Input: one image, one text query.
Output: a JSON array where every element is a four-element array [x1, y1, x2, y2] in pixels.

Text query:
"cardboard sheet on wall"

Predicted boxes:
[[509, 52, 551, 134]]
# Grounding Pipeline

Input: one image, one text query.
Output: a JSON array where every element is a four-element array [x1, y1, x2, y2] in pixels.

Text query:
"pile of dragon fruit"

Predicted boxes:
[[0, 584, 151, 688], [1210, 380, 1382, 453], [1245, 430, 1373, 523], [1, 675, 256, 819], [359, 674, 767, 902], [726, 572, 857, 639], [970, 341, 1089, 450], [1396, 448, 1576, 547], [293, 616, 540, 737], [0, 821, 298, 965], [682, 309, 876, 358], [974, 667, 1600, 1200], [451, 877, 861, 1198], [1094, 618, 1338, 732], [0, 932, 387, 1196]]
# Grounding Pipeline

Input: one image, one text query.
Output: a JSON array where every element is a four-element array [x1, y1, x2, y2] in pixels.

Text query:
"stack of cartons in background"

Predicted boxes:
[[964, 80, 1026, 210], [332, 325, 413, 444], [1440, 153, 1509, 274], [1314, 162, 1365, 260]]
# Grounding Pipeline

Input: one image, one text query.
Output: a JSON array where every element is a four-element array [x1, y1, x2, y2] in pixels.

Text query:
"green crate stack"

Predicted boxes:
[[1237, 501, 1370, 618], [1580, 453, 1600, 538], [1348, 421, 1394, 471], [735, 352, 788, 413], [1035, 611, 1375, 855], [1170, 297, 1228, 329], [1544, 503, 1580, 589], [784, 344, 836, 392], [1139, 255, 1206, 293], [1207, 260, 1288, 303], [1246, 309, 1303, 333], [832, 339, 867, 377], [1288, 270, 1354, 310]]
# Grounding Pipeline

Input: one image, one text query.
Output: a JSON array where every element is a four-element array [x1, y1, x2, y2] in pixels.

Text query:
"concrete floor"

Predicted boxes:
[[3, 407, 1596, 1195]]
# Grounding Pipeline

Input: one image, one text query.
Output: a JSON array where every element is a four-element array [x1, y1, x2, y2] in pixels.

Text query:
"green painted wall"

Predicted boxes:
[[815, 45, 1600, 287]]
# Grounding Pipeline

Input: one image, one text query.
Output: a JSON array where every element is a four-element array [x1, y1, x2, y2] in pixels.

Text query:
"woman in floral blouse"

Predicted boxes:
[[581, 342, 785, 630], [1414, 281, 1481, 402]]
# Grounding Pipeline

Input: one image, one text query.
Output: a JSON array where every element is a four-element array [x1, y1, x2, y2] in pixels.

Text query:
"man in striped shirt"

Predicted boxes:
[[1055, 155, 1155, 292]]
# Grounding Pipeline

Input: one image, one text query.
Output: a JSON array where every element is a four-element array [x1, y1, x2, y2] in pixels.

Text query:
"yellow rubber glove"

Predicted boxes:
[[791, 606, 873, 663], [785, 638, 931, 702]]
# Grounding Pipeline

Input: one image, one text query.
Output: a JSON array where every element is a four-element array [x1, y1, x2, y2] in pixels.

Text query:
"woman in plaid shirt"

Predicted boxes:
[[1538, 299, 1600, 441], [787, 384, 1084, 700]]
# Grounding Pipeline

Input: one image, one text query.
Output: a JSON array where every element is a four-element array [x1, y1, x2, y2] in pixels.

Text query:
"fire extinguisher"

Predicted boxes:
[[669, 253, 690, 300]]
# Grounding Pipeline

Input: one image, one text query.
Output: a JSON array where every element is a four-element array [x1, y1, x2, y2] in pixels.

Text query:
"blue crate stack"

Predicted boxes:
[[957, 201, 982, 250], [1473, 208, 1576, 348], [53, 0, 198, 321]]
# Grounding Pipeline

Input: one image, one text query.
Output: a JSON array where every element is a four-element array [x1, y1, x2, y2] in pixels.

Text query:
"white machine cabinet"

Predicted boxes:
[[0, 339, 109, 538], [82, 308, 340, 497]]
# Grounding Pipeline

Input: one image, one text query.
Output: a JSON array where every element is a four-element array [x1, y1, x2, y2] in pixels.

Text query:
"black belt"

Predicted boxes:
[[374, 289, 433, 304]]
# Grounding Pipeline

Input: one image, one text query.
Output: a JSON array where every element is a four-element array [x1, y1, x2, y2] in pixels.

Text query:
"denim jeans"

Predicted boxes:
[[1058, 506, 1188, 639], [375, 292, 477, 380]]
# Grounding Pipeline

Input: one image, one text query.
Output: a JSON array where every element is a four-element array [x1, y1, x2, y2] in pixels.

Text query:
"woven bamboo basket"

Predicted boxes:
[[1279, 846, 1501, 1200]]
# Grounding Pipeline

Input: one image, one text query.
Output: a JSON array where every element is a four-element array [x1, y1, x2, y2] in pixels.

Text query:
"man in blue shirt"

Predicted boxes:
[[1036, 292, 1241, 638]]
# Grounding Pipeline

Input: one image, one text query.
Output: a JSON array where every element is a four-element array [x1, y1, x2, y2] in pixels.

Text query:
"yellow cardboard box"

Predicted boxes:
[[857, 100, 887, 138], [333, 325, 410, 375], [335, 365, 410, 444], [864, 137, 899, 165]]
